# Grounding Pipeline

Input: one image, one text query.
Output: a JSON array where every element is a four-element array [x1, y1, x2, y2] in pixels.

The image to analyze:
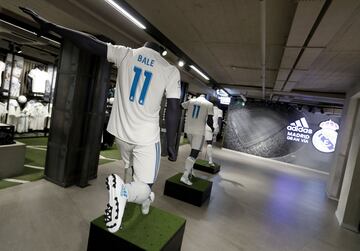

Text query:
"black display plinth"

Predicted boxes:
[[164, 173, 212, 207], [87, 203, 186, 251], [193, 159, 221, 174]]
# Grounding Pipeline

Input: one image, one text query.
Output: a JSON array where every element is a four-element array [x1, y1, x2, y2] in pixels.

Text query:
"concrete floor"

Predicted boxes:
[[0, 145, 359, 251]]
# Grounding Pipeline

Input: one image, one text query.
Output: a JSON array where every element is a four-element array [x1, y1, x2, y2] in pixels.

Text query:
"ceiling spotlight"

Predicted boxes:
[[15, 46, 22, 53], [240, 94, 247, 102], [161, 50, 167, 56], [178, 60, 185, 67], [105, 0, 146, 29]]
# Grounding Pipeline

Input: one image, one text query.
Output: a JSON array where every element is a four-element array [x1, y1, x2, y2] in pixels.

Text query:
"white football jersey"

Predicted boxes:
[[28, 68, 50, 93], [0, 61, 5, 87], [213, 106, 223, 129], [182, 96, 214, 136], [106, 44, 181, 145]]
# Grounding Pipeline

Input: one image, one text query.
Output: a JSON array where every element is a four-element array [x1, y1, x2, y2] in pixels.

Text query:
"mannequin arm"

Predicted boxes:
[[165, 98, 181, 161], [20, 7, 107, 57], [207, 115, 214, 132]]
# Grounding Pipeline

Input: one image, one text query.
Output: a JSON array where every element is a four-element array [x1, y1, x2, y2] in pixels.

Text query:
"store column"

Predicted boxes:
[[45, 39, 111, 187], [327, 97, 359, 199], [335, 96, 360, 232]]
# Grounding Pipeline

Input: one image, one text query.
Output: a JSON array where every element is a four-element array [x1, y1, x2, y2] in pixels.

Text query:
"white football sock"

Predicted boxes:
[[124, 181, 151, 204], [184, 156, 195, 177], [207, 144, 213, 163]]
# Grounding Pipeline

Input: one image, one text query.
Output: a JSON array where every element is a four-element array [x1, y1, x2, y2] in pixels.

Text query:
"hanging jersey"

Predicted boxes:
[[213, 106, 223, 129], [106, 44, 181, 145], [0, 61, 5, 87], [28, 68, 50, 93], [182, 96, 213, 136]]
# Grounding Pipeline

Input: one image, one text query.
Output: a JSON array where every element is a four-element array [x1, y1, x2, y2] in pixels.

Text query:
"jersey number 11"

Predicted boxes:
[[129, 66, 153, 105]]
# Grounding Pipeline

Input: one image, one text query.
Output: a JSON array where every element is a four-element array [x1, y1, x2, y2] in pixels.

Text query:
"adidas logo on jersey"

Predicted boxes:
[[287, 117, 313, 134]]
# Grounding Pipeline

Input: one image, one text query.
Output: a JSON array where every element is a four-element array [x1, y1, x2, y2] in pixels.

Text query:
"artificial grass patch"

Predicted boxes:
[[0, 180, 20, 189], [14, 167, 44, 182], [167, 173, 212, 192], [100, 145, 121, 160], [196, 159, 213, 166], [193, 159, 221, 174], [98, 159, 115, 165], [24, 148, 47, 167], [180, 137, 189, 145], [91, 203, 186, 251], [0, 137, 120, 191], [16, 137, 48, 146]]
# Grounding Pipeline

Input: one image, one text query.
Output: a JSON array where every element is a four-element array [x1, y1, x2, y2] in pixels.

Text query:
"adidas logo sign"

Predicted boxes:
[[287, 117, 313, 134]]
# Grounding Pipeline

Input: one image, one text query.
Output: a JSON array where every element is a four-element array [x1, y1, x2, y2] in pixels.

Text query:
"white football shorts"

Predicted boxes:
[[188, 134, 205, 150], [115, 138, 161, 184]]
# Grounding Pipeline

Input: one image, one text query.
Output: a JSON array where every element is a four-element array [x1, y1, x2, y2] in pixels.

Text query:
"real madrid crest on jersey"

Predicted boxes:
[[312, 120, 339, 153]]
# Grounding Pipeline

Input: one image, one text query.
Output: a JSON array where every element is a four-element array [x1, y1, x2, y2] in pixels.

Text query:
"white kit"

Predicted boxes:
[[28, 68, 51, 94], [182, 96, 213, 150], [3, 54, 24, 97], [205, 106, 223, 141], [106, 44, 181, 146], [0, 60, 5, 87], [105, 43, 181, 233]]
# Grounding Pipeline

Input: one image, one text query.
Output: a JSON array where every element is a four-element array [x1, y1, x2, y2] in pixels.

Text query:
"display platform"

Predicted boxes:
[[87, 202, 186, 251], [193, 159, 221, 174], [164, 173, 212, 207], [0, 141, 25, 179]]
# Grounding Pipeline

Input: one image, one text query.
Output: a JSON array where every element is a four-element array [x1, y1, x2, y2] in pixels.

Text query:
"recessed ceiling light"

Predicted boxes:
[[105, 0, 146, 30], [162, 50, 167, 56], [178, 60, 185, 67]]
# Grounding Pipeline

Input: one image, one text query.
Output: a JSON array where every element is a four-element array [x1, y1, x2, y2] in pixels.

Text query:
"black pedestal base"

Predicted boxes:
[[193, 159, 220, 174], [87, 203, 186, 251], [164, 173, 212, 207]]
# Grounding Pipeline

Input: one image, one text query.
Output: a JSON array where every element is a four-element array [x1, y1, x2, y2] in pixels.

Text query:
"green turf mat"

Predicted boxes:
[[99, 159, 115, 165], [14, 167, 44, 182], [168, 173, 212, 191], [0, 137, 120, 190], [180, 137, 189, 145], [24, 148, 47, 167], [92, 203, 185, 251], [100, 146, 121, 160], [16, 137, 48, 146], [0, 180, 20, 189], [196, 159, 211, 166], [195, 159, 220, 168]]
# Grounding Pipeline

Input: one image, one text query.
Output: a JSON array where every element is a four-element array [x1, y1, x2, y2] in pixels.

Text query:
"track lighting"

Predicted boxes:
[[105, 0, 146, 29], [190, 65, 209, 80]]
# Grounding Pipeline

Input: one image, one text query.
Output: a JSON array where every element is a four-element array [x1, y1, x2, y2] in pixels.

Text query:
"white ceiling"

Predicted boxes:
[[1, 0, 360, 105]]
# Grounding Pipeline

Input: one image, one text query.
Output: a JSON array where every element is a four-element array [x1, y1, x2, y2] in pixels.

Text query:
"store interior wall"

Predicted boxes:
[[223, 101, 341, 173]]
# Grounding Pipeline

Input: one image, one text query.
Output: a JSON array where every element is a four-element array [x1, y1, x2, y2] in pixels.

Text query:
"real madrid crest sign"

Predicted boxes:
[[312, 120, 339, 153]]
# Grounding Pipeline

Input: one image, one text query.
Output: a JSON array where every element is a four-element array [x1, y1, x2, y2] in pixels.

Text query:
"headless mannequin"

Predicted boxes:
[[189, 94, 214, 159], [206, 104, 222, 165], [181, 94, 214, 185], [20, 7, 180, 162], [21, 7, 181, 214]]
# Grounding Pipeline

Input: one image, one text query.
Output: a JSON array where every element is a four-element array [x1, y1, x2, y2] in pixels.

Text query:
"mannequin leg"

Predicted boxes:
[[181, 134, 203, 185], [106, 140, 160, 233]]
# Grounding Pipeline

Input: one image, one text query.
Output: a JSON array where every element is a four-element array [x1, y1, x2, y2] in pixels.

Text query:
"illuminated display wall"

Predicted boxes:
[[223, 101, 341, 173]]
